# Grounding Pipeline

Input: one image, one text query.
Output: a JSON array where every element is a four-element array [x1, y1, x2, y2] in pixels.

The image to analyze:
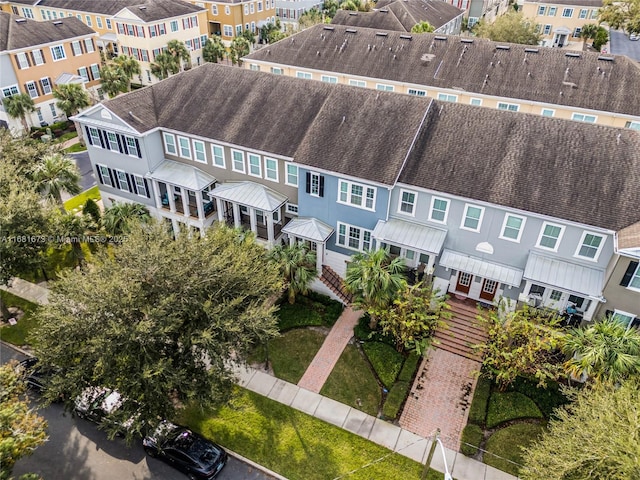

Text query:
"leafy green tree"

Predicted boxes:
[[33, 222, 283, 440], [32, 153, 81, 212], [242, 29, 256, 45], [592, 26, 610, 50], [52, 211, 89, 268], [2, 94, 35, 134], [52, 83, 90, 118], [475, 12, 542, 44], [102, 202, 150, 235], [0, 362, 48, 480], [113, 55, 141, 91], [599, 0, 640, 34], [562, 316, 640, 384], [229, 36, 251, 65], [203, 36, 227, 63], [411, 21, 435, 33], [340, 0, 372, 11], [344, 248, 407, 328], [269, 242, 317, 304], [260, 20, 288, 44], [322, 0, 340, 18], [372, 281, 451, 354], [150, 52, 179, 80], [476, 303, 565, 390], [521, 379, 640, 480], [579, 23, 599, 47], [166, 39, 191, 70], [299, 8, 326, 29], [83, 198, 101, 225], [98, 64, 128, 98]]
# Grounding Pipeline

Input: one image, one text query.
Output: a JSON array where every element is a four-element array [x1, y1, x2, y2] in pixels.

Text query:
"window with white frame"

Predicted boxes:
[[225, 5, 231, 14], [170, 20, 178, 32], [115, 170, 129, 191], [461, 204, 484, 231], [2, 85, 19, 97], [348, 79, 366, 88], [163, 133, 177, 155], [541, 108, 555, 117], [212, 145, 225, 167], [134, 175, 147, 196], [625, 121, 640, 131], [71, 41, 83, 56], [265, 158, 278, 181], [408, 88, 427, 97], [232, 150, 245, 173], [285, 163, 298, 186], [611, 310, 636, 329], [309, 172, 321, 197], [50, 44, 66, 60], [36, 108, 44, 124], [90, 64, 100, 80], [84, 38, 95, 53], [337, 222, 372, 251], [258, 1, 263, 11], [78, 67, 89, 82], [193, 140, 206, 163], [212, 5, 218, 14], [497, 102, 519, 112], [562, 8, 573, 17], [575, 231, 604, 260], [248, 153, 261, 176], [470, 98, 482, 106], [572, 113, 596, 123], [32, 49, 45, 65], [537, 222, 564, 250], [88, 127, 101, 146], [16, 52, 29, 69], [429, 197, 449, 223], [398, 190, 416, 215], [49, 103, 57, 117], [250, 3, 254, 13], [125, 137, 139, 157], [96, 16, 103, 28], [286, 203, 298, 214], [85, 15, 92, 26], [338, 180, 375, 210], [500, 214, 526, 242], [270, 67, 283, 75], [223, 25, 233, 36], [249, 64, 260, 71], [548, 6, 557, 15], [543, 24, 552, 34], [235, 25, 242, 36], [376, 84, 394, 92], [296, 71, 311, 79], [178, 136, 191, 158], [624, 263, 640, 289], [25, 82, 38, 99], [97, 165, 112, 186], [537, 5, 546, 14], [590, 9, 598, 19], [22, 7, 34, 18], [437, 93, 457, 102], [106, 131, 119, 150], [321, 75, 337, 83], [106, 18, 112, 29]]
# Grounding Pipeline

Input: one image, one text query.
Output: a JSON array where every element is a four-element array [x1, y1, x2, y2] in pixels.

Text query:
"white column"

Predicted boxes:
[[316, 243, 323, 274], [181, 190, 189, 217], [168, 186, 176, 213], [583, 299, 599, 322], [196, 192, 204, 219], [151, 180, 162, 209], [289, 235, 295, 247], [266, 213, 275, 246], [249, 207, 257, 236], [232, 203, 241, 228], [215, 198, 224, 222]]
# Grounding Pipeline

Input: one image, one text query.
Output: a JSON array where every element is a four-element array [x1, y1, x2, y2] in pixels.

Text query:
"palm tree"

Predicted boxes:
[[99, 64, 128, 98], [562, 315, 640, 384], [3, 93, 35, 133], [55, 211, 89, 267], [113, 55, 141, 91], [269, 242, 317, 304], [102, 202, 151, 235], [203, 36, 227, 63], [229, 36, 251, 66], [52, 83, 90, 119], [166, 39, 190, 70], [344, 248, 407, 328], [32, 153, 81, 212], [411, 21, 435, 33], [151, 52, 180, 80], [580, 24, 599, 48]]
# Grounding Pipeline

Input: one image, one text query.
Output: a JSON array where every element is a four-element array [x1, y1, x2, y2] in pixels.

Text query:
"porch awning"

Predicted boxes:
[[282, 217, 334, 243], [440, 249, 524, 287], [209, 181, 287, 212], [553, 26, 572, 34], [523, 251, 604, 298], [373, 219, 447, 254], [55, 73, 84, 85], [99, 33, 118, 42], [147, 160, 216, 191]]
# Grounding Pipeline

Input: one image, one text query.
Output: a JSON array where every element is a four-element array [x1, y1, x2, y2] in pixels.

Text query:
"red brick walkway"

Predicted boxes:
[[297, 307, 362, 393], [399, 348, 480, 450]]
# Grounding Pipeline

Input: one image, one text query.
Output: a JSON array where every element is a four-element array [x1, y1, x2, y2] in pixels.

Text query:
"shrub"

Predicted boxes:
[[484, 423, 545, 476], [486, 392, 543, 428], [362, 341, 404, 389], [460, 424, 483, 456], [354, 315, 394, 345], [398, 352, 421, 382], [277, 302, 324, 331], [468, 375, 492, 426], [509, 376, 569, 419], [382, 381, 409, 420], [83, 198, 101, 224]]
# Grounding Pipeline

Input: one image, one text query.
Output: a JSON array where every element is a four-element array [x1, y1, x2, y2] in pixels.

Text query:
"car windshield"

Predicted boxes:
[[172, 432, 221, 468]]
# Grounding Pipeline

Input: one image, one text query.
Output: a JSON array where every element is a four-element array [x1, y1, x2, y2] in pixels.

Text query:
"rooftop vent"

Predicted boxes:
[[139, 5, 147, 9], [496, 45, 510, 50], [461, 38, 474, 44], [565, 52, 581, 58], [400, 34, 412, 40], [434, 35, 447, 41], [53, 20, 63, 25], [348, 12, 358, 15], [524, 47, 539, 53], [346, 28, 357, 33], [598, 55, 615, 62], [376, 32, 388, 37], [323, 26, 334, 30], [380, 8, 389, 12], [15, 18, 27, 23]]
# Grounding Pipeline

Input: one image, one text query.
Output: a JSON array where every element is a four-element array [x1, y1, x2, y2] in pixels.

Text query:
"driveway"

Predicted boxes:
[[68, 150, 96, 192], [608, 28, 640, 62]]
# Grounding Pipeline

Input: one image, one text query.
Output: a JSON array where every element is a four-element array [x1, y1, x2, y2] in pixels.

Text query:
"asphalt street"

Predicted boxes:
[[608, 28, 640, 62], [2, 346, 279, 480]]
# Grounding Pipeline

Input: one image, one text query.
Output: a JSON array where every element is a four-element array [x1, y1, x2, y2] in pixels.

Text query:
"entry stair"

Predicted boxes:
[[434, 298, 489, 362], [319, 265, 353, 305]]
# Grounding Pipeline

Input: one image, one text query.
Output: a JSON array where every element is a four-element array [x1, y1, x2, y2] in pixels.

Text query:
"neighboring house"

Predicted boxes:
[[1, 0, 208, 86], [519, 0, 601, 49], [0, 11, 101, 133], [595, 222, 640, 328], [185, 0, 277, 42], [461, 0, 509, 27], [72, 63, 640, 323], [243, 24, 640, 130], [330, 0, 464, 36], [275, 0, 323, 28]]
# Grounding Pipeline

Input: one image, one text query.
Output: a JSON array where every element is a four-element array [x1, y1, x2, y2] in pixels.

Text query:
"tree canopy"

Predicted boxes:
[[34, 222, 283, 440], [411, 21, 435, 33], [203, 36, 227, 63], [2, 94, 35, 133], [229, 36, 251, 65], [52, 83, 90, 118], [599, 0, 640, 34], [269, 242, 317, 304], [475, 12, 542, 45]]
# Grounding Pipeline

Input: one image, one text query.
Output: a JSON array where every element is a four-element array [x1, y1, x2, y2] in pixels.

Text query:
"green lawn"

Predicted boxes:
[[362, 341, 404, 389], [180, 388, 428, 480], [321, 344, 381, 416], [277, 293, 343, 331], [486, 391, 543, 428], [0, 291, 39, 346], [55, 131, 78, 143], [64, 186, 100, 213], [484, 423, 545, 476], [64, 143, 87, 153]]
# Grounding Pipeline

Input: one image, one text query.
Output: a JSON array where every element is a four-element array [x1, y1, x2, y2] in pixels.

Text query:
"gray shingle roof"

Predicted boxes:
[[244, 24, 640, 118], [102, 63, 432, 185], [34, 0, 204, 20], [331, 10, 407, 31], [400, 101, 640, 231], [0, 11, 95, 51]]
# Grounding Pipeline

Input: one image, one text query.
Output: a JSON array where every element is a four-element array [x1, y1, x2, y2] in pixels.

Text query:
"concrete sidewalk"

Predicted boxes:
[[0, 278, 49, 305]]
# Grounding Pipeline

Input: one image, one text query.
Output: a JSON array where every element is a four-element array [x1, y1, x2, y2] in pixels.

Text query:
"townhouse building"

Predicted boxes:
[[0, 12, 101, 132], [243, 24, 640, 130], [1, 0, 208, 86], [330, 0, 464, 36], [72, 63, 640, 327], [519, 0, 602, 49]]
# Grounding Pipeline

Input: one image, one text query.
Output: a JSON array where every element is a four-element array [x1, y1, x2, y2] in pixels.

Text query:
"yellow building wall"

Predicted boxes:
[[521, 2, 600, 48], [189, 0, 276, 41]]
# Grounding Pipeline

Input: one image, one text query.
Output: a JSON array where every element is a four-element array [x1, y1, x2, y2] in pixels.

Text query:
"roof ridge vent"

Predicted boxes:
[[434, 35, 447, 40], [524, 47, 538, 53], [15, 18, 27, 23], [379, 8, 389, 12], [399, 34, 412, 40], [139, 5, 147, 9], [345, 28, 357, 33], [376, 32, 388, 37], [323, 26, 335, 30], [53, 20, 63, 25], [597, 55, 614, 61], [461, 38, 473, 44], [565, 52, 581, 58], [348, 12, 358, 15], [496, 45, 510, 50]]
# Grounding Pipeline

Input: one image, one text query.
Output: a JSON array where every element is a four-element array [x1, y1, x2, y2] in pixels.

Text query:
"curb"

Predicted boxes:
[[0, 339, 33, 358], [225, 449, 289, 480]]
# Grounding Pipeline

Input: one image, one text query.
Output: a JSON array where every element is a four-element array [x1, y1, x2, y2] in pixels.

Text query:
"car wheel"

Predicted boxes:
[[144, 447, 158, 458]]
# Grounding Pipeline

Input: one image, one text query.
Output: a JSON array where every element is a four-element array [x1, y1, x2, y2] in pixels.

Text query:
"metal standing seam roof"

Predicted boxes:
[[147, 160, 216, 190], [209, 181, 287, 212], [439, 249, 524, 287], [282, 217, 335, 243], [523, 251, 605, 298], [55, 73, 85, 85], [372, 218, 447, 254]]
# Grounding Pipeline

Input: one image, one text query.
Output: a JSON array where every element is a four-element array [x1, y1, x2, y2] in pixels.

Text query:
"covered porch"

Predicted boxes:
[[210, 181, 289, 246], [282, 217, 335, 274]]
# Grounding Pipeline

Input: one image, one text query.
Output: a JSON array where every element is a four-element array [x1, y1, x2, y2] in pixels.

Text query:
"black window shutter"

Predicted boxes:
[[605, 310, 613, 319], [108, 168, 117, 187], [97, 129, 105, 149], [143, 178, 151, 198], [95, 165, 103, 184], [319, 176, 325, 197], [125, 173, 133, 192], [620, 261, 639, 287], [134, 138, 141, 158], [100, 130, 109, 150], [116, 135, 125, 154], [29, 51, 36, 65], [15, 55, 22, 69], [85, 127, 93, 145], [305, 172, 311, 194]]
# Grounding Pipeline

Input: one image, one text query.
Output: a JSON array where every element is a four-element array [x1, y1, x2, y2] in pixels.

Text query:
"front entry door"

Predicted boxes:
[[480, 279, 498, 301], [456, 272, 472, 294]]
